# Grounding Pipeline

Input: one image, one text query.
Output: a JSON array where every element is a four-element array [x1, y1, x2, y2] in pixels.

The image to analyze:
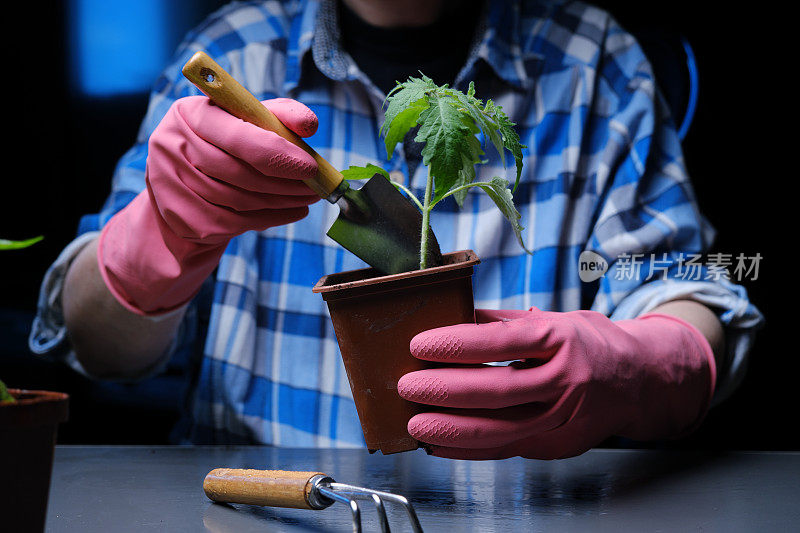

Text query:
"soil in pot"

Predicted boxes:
[[0, 389, 69, 532], [313, 249, 479, 454]]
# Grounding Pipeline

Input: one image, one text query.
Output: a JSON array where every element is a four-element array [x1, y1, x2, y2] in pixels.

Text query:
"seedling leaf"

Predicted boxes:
[[416, 94, 483, 202], [341, 164, 390, 181], [439, 177, 530, 253], [485, 100, 525, 189], [449, 83, 506, 168], [341, 164, 423, 210], [0, 236, 43, 250], [382, 75, 436, 159], [383, 99, 429, 160], [475, 177, 530, 253], [379, 74, 532, 268]]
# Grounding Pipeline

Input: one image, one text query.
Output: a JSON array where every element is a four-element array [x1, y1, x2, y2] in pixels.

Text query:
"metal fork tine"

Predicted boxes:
[[329, 483, 423, 533], [318, 486, 362, 533], [327, 489, 390, 532], [370, 494, 391, 533]]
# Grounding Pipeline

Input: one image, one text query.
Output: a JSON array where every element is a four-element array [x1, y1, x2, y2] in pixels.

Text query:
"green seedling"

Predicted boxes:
[[0, 236, 42, 402], [0, 236, 43, 250], [0, 379, 15, 404], [342, 75, 531, 269]]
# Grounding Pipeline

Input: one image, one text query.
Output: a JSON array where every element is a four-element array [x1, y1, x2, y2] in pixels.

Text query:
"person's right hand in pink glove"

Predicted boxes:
[[98, 95, 321, 315], [397, 307, 716, 460]]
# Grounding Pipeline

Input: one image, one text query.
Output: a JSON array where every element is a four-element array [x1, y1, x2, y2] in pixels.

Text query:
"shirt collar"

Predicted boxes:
[[472, 0, 533, 90], [284, 0, 531, 95]]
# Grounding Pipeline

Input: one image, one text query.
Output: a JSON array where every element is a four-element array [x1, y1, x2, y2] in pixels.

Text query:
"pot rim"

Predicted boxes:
[[0, 389, 69, 428], [313, 249, 479, 295], [3, 389, 69, 406]]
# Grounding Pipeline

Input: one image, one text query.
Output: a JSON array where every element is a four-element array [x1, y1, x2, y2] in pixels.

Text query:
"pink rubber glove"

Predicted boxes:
[[98, 95, 320, 315], [398, 308, 716, 460]]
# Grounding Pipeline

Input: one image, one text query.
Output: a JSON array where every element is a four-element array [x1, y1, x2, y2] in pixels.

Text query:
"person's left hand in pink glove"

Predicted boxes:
[[397, 306, 718, 460]]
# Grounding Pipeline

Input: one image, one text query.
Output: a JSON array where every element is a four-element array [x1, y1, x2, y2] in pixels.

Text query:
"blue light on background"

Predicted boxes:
[[70, 0, 171, 96]]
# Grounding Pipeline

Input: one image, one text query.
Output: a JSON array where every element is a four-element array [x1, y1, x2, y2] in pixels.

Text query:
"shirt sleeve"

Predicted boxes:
[[583, 18, 764, 405]]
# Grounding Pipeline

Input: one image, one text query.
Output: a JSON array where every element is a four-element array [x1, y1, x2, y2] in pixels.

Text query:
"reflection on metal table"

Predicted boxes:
[[47, 446, 800, 532]]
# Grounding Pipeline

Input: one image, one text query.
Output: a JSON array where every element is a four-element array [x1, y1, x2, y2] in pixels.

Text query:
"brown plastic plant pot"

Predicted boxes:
[[313, 249, 479, 454], [0, 389, 69, 533]]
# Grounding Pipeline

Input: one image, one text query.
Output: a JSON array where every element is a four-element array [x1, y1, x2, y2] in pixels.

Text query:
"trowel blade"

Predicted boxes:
[[326, 174, 443, 275]]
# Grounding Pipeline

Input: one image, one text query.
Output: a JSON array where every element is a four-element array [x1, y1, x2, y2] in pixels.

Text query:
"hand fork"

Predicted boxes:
[[203, 468, 424, 533]]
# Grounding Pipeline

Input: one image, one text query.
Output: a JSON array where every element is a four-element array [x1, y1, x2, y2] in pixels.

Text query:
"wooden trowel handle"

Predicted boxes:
[[203, 468, 333, 510], [182, 51, 343, 199]]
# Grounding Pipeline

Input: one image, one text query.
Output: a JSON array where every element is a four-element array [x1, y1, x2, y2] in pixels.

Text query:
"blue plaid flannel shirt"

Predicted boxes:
[[31, 0, 763, 446]]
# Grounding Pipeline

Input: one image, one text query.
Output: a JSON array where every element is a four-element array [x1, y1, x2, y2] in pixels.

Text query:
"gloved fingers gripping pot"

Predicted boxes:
[[397, 307, 717, 460]]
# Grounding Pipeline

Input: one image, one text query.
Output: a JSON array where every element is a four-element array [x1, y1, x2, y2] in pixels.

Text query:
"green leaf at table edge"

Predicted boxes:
[[0, 379, 16, 404], [0, 235, 44, 250]]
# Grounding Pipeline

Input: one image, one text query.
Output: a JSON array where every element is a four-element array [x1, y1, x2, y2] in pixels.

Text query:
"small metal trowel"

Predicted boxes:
[[182, 51, 442, 274]]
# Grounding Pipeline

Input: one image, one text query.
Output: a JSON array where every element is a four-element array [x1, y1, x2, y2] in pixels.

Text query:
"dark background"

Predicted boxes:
[[1, 1, 792, 448]]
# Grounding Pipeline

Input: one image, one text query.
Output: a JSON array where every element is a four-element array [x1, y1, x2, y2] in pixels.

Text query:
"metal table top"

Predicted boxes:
[[47, 446, 800, 532]]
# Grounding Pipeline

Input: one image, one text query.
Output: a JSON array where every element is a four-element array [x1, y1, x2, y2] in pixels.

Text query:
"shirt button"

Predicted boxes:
[[389, 170, 405, 184]]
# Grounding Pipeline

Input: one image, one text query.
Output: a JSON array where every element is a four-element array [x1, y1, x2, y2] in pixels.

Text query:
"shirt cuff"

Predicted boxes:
[[27, 232, 176, 382], [608, 278, 764, 406]]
